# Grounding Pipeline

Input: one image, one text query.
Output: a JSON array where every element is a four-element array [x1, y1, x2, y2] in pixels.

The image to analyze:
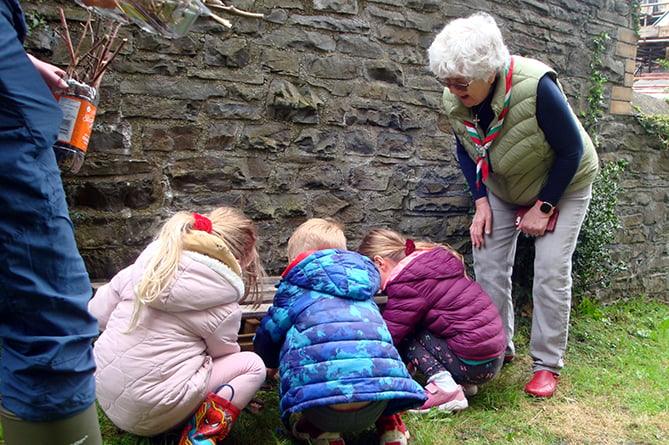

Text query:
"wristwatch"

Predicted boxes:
[[539, 201, 554, 214]]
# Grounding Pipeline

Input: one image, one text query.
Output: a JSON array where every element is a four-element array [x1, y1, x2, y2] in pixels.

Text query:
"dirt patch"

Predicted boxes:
[[539, 397, 669, 444]]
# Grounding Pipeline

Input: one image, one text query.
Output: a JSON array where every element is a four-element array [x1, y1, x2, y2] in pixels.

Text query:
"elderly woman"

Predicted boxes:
[[427, 12, 599, 398]]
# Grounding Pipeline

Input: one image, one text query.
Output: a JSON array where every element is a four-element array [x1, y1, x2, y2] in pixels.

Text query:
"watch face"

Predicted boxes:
[[540, 202, 553, 214]]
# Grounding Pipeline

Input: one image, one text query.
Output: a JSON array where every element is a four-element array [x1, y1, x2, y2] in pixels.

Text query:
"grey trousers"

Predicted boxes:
[[472, 186, 592, 374]]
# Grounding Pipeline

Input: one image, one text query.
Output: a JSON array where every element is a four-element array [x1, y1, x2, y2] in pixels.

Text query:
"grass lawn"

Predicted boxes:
[[2, 296, 667, 444]]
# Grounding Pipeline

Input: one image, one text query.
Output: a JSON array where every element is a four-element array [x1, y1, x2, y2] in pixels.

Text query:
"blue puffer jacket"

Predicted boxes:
[[253, 249, 426, 426]]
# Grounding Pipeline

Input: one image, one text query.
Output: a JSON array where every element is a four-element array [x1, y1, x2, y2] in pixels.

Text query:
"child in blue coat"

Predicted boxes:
[[253, 218, 426, 445]]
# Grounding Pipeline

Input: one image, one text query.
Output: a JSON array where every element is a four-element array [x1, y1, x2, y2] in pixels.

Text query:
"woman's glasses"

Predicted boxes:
[[438, 78, 473, 91]]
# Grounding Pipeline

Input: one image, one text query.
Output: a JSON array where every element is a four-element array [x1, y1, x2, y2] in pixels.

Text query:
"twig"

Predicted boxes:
[[56, 7, 125, 89], [72, 11, 92, 67], [208, 13, 232, 28], [57, 8, 77, 74], [91, 38, 127, 89], [205, 1, 265, 19]]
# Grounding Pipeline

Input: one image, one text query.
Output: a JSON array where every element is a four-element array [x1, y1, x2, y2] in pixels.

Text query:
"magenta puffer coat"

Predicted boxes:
[[383, 248, 506, 362]]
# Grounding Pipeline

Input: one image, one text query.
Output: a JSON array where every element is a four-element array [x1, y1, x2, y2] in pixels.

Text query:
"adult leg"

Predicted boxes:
[[0, 3, 101, 442], [530, 186, 592, 374], [0, 403, 101, 445], [472, 191, 521, 358]]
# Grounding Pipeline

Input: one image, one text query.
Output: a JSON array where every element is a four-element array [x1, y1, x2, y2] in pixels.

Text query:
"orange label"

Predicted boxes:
[[55, 95, 97, 152]]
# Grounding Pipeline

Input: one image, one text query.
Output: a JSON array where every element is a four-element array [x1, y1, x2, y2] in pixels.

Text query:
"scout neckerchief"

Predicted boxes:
[[463, 56, 514, 190]]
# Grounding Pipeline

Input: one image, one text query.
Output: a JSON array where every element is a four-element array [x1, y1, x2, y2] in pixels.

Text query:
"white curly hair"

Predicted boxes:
[[428, 12, 510, 81]]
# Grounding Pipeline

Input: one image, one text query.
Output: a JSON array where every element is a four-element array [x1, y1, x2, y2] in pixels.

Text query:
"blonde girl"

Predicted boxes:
[[358, 228, 506, 414], [89, 207, 266, 444]]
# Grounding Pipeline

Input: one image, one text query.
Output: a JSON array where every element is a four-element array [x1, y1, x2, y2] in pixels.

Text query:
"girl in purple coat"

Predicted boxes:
[[358, 229, 506, 413]]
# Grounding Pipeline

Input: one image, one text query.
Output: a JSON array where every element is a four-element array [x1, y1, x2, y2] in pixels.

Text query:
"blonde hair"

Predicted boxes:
[[129, 207, 265, 329], [357, 228, 465, 268], [287, 217, 347, 261]]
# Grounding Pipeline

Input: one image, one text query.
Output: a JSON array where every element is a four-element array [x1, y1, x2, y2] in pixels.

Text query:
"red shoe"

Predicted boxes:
[[524, 371, 558, 398], [376, 413, 409, 445], [503, 355, 515, 364]]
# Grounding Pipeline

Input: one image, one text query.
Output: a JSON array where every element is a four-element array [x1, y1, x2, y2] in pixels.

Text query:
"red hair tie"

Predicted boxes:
[[192, 213, 212, 234], [405, 239, 416, 255]]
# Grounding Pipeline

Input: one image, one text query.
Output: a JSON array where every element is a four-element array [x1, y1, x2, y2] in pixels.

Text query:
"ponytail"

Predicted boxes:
[[128, 212, 193, 330]]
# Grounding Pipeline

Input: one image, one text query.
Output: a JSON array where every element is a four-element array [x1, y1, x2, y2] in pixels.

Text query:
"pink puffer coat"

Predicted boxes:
[[88, 242, 244, 436]]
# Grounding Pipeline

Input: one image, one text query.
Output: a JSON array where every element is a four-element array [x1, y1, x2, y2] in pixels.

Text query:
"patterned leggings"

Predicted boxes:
[[398, 328, 504, 385]]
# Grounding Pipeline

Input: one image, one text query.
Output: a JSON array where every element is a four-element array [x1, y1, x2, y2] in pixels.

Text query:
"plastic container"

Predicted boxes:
[[53, 79, 98, 174], [77, 0, 210, 38]]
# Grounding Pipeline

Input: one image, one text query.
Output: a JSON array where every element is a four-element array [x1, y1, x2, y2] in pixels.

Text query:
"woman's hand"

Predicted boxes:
[[27, 54, 68, 91], [470, 197, 492, 248], [516, 203, 551, 236]]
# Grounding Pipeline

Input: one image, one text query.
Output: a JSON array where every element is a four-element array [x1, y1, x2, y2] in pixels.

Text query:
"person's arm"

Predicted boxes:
[[536, 74, 584, 205], [456, 137, 492, 247], [253, 305, 290, 369], [203, 309, 243, 357], [26, 54, 68, 91], [88, 266, 133, 331], [516, 74, 584, 236], [382, 289, 426, 346]]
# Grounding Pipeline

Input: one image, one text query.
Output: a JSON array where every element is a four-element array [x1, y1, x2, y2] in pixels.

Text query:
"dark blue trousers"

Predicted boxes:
[[0, 0, 99, 422]]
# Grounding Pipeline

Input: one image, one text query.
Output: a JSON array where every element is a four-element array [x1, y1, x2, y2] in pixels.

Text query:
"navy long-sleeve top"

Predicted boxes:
[[455, 75, 583, 205]]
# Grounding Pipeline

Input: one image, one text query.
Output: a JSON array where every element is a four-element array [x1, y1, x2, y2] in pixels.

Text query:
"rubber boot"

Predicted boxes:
[[0, 402, 102, 445], [179, 384, 240, 445]]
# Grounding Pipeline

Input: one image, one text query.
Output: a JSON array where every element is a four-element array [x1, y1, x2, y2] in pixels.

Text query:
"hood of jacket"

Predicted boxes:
[[280, 248, 380, 302], [131, 241, 245, 313], [390, 248, 466, 284]]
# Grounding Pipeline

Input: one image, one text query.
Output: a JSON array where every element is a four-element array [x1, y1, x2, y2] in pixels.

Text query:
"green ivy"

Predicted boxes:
[[572, 160, 627, 299], [635, 109, 669, 149], [630, 0, 641, 37], [656, 58, 669, 71], [579, 32, 610, 147], [24, 9, 45, 34]]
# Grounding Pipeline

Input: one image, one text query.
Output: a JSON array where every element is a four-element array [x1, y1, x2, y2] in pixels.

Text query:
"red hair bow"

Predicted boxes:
[[405, 238, 416, 255], [192, 213, 212, 234]]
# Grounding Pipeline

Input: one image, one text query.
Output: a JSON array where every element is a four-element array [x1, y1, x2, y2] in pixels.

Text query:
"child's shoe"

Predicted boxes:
[[409, 382, 469, 414], [376, 413, 409, 445], [291, 417, 345, 445], [179, 384, 240, 445]]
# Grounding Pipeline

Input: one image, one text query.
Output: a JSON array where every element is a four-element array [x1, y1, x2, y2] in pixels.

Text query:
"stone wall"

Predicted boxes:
[[23, 0, 667, 301]]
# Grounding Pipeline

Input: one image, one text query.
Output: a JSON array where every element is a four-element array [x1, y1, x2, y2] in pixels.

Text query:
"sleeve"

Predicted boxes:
[[536, 74, 584, 204], [88, 266, 133, 331], [456, 136, 488, 200], [382, 286, 428, 346], [204, 309, 242, 358], [253, 304, 291, 369]]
